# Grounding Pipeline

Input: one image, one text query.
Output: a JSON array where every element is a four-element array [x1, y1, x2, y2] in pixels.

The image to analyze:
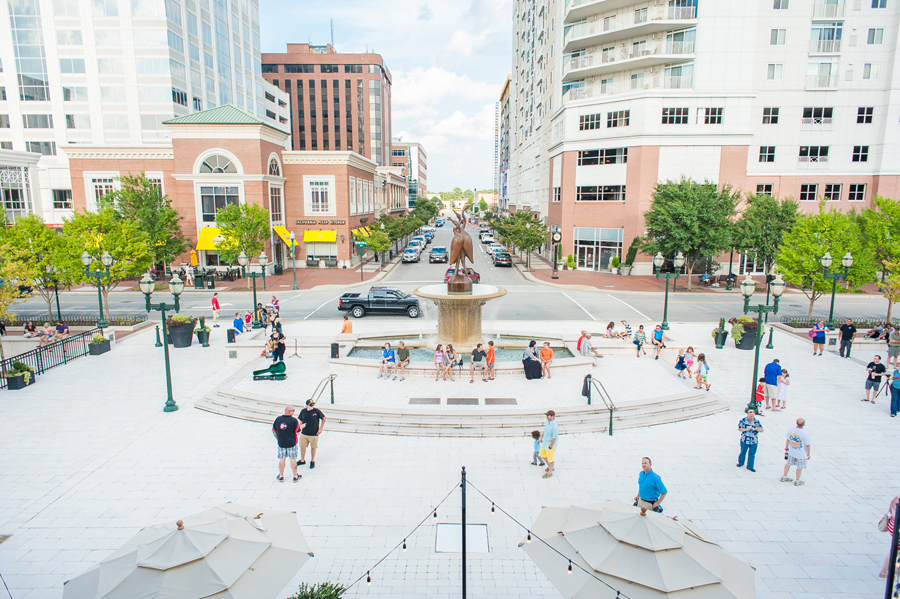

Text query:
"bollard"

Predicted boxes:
[[766, 326, 774, 350], [154, 325, 162, 347]]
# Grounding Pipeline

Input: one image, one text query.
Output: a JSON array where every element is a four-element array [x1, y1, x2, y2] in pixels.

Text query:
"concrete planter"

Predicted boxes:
[[620, 266, 633, 276], [89, 340, 110, 355], [734, 332, 757, 350], [168, 324, 195, 348], [6, 372, 35, 389]]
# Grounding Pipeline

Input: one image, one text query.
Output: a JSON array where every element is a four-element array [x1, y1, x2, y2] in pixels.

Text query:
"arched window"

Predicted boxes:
[[199, 155, 237, 173], [268, 157, 280, 176]]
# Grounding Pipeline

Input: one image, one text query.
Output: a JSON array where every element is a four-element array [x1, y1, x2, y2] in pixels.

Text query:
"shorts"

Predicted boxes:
[[277, 445, 298, 460], [538, 445, 555, 462], [786, 456, 807, 469], [487, 361, 495, 367], [813, 336, 825, 344], [299, 434, 319, 449], [866, 379, 882, 391], [890, 345, 900, 357], [766, 384, 779, 400], [637, 499, 658, 511]]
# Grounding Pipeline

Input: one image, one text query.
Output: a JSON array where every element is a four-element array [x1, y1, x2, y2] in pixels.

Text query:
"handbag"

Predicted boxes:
[[879, 513, 891, 533], [808, 329, 817, 338]]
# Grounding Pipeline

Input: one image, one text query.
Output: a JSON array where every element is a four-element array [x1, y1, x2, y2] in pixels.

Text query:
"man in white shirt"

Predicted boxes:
[[780, 418, 811, 486]]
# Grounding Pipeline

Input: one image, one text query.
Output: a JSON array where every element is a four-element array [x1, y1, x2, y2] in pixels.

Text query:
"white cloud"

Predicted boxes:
[[445, 28, 491, 59], [418, 3, 433, 21], [393, 66, 498, 106]]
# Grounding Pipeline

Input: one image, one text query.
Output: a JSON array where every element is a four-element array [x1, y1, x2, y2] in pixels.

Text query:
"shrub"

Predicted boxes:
[[8, 360, 35, 384], [286, 582, 346, 599], [728, 315, 758, 344], [166, 315, 196, 327], [91, 335, 106, 344], [624, 237, 642, 266], [610, 256, 621, 268], [565, 254, 577, 270], [195, 316, 210, 332]]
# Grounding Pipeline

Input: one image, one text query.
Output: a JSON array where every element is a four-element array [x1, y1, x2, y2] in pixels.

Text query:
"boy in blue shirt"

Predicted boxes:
[[539, 410, 559, 478], [530, 430, 545, 466]]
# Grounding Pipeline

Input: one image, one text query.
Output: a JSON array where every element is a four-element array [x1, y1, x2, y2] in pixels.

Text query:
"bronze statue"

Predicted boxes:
[[447, 208, 474, 293]]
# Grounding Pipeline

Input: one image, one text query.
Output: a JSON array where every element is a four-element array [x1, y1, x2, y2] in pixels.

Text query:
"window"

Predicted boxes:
[[824, 184, 841, 201], [852, 145, 869, 162], [268, 158, 281, 176], [848, 184, 866, 201], [872, 0, 886, 7], [800, 184, 818, 201], [0, 115, 8, 128], [189, 42, 200, 62], [759, 146, 776, 162], [172, 88, 188, 106], [757, 184, 774, 196], [579, 113, 602, 130], [23, 115, 53, 129], [310, 181, 329, 212], [92, 177, 115, 203], [199, 186, 239, 222], [770, 29, 786, 45], [799, 146, 829, 163], [102, 114, 128, 129], [57, 30, 83, 45], [857, 107, 873, 123], [701, 107, 723, 124], [261, 64, 278, 73], [802, 107, 833, 124], [0, 142, 11, 150], [579, 148, 628, 165], [61, 87, 87, 102], [0, 87, 5, 101], [661, 107, 689, 124], [65, 114, 90, 129], [136, 58, 169, 74], [52, 189, 73, 209], [863, 63, 879, 80], [634, 6, 648, 22], [774, 0, 789, 7], [26, 141, 55, 155], [767, 64, 784, 80], [93, 0, 118, 16], [60, 58, 86, 74], [576, 185, 626, 201], [200, 155, 237, 173], [868, 28, 884, 44], [193, 96, 202, 111], [763, 107, 779, 124], [269, 186, 282, 222], [630, 73, 645, 89], [97, 58, 123, 74], [285, 64, 314, 73], [320, 65, 339, 73], [553, 187, 561, 202], [607, 110, 630, 127], [344, 65, 363, 73], [392, 149, 406, 156]]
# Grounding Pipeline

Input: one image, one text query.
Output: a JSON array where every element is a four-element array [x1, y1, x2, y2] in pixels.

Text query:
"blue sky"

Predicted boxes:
[[260, 0, 512, 192]]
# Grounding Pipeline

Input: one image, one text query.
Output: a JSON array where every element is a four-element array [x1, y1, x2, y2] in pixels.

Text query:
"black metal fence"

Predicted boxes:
[[4, 313, 147, 327], [1, 328, 100, 390], [780, 316, 900, 328]]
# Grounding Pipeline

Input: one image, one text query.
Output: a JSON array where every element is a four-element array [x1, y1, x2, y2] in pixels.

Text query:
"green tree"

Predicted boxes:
[[877, 260, 900, 322], [63, 209, 152, 319], [214, 203, 271, 265], [366, 228, 392, 269], [776, 201, 876, 319], [0, 240, 33, 365], [861, 196, 900, 280], [478, 199, 489, 212], [412, 197, 440, 223], [732, 194, 799, 276], [99, 173, 189, 269], [642, 179, 739, 290]]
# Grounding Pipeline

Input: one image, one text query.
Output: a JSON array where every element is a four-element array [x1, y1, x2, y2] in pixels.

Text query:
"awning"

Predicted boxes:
[[351, 226, 370, 238], [196, 227, 223, 251], [273, 225, 297, 247], [303, 230, 337, 243]]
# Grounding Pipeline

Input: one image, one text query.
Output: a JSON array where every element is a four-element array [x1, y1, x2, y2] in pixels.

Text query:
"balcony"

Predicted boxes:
[[799, 156, 829, 168], [563, 40, 695, 81], [812, 1, 845, 18], [562, 71, 694, 103], [564, 6, 697, 51], [809, 39, 842, 53], [565, 0, 650, 23], [806, 74, 838, 89]]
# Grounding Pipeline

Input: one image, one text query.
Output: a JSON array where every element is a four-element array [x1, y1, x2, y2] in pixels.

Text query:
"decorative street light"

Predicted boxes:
[[551, 230, 562, 280], [139, 273, 184, 413], [380, 223, 386, 268], [81, 250, 114, 330], [653, 251, 685, 330], [820, 251, 853, 329], [237, 250, 268, 328], [289, 231, 298, 290], [741, 273, 786, 412]]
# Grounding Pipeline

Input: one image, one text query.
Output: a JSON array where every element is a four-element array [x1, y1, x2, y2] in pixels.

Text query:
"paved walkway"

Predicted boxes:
[[0, 320, 897, 598]]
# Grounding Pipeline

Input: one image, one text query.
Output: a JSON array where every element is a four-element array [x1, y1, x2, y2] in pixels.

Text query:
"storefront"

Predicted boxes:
[[303, 230, 338, 267], [573, 227, 623, 271]]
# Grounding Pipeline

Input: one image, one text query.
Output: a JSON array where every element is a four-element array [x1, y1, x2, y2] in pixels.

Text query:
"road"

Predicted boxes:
[[10, 224, 892, 325]]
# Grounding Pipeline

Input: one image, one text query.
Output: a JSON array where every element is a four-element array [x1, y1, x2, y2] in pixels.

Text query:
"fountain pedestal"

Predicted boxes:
[[415, 284, 507, 350]]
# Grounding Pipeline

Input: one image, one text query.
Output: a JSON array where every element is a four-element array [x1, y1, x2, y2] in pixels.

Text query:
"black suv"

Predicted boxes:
[[429, 246, 448, 263]]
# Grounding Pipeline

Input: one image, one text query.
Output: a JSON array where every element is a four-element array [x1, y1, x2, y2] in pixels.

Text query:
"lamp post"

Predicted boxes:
[[139, 273, 184, 413], [380, 223, 386, 268], [820, 251, 853, 330], [289, 231, 298, 290], [741, 273, 786, 411], [81, 250, 114, 330], [236, 251, 268, 328], [653, 251, 685, 331], [551, 230, 562, 280]]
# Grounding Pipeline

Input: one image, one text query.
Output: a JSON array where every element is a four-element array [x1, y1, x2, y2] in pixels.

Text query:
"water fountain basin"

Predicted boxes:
[[414, 284, 508, 351]]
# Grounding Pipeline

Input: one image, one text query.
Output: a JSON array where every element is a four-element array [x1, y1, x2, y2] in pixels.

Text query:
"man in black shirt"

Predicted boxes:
[[272, 406, 300, 482], [299, 399, 326, 469], [866, 355, 887, 403], [470, 343, 487, 383], [839, 318, 857, 359]]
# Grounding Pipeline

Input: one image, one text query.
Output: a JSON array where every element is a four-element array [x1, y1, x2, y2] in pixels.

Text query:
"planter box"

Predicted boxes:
[[168, 324, 195, 348], [89, 340, 111, 355], [714, 331, 729, 347], [6, 372, 35, 389], [621, 266, 632, 276], [734, 331, 758, 350], [196, 330, 210, 347]]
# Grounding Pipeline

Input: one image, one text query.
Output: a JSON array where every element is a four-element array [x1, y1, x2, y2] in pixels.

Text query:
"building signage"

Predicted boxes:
[[296, 220, 346, 225]]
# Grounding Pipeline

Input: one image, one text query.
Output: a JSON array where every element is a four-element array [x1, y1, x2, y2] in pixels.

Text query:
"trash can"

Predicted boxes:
[[206, 277, 215, 289], [274, 265, 283, 276], [227, 329, 236, 343], [331, 342, 339, 359], [194, 274, 205, 289]]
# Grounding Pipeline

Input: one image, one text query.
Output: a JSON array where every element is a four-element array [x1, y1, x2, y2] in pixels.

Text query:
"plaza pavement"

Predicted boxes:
[[0, 318, 897, 599]]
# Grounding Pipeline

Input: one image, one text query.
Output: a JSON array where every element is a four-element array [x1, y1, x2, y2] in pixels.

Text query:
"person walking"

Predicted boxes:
[[184, 264, 194, 286], [811, 319, 828, 356], [434, 344, 445, 381], [889, 327, 900, 368], [694, 354, 711, 390], [540, 342, 554, 379], [763, 358, 782, 411], [298, 399, 325, 469], [211, 292, 221, 327], [684, 346, 696, 376], [530, 430, 545, 466], [776, 369, 790, 410], [539, 410, 558, 478], [674, 349, 688, 379], [634, 457, 667, 514], [470, 343, 487, 382], [780, 418, 810, 486], [377, 342, 395, 379], [879, 496, 900, 578], [736, 409, 764, 472], [866, 355, 887, 403], [341, 314, 353, 334], [393, 341, 410, 381], [633, 325, 647, 357], [891, 366, 900, 417], [486, 340, 496, 380], [270, 295, 280, 313], [838, 318, 856, 358], [232, 312, 245, 335], [651, 325, 665, 360], [272, 406, 301, 483]]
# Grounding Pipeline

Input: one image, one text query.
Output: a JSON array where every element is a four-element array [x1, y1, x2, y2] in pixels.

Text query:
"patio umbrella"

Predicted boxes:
[[521, 501, 755, 599], [63, 503, 314, 599]]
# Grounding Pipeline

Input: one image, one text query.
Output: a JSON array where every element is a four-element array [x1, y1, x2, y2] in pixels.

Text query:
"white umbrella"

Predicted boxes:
[[63, 503, 313, 599], [521, 501, 755, 599]]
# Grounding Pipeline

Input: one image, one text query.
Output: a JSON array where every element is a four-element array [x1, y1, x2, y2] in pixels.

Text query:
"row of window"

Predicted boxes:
[[263, 64, 370, 74], [796, 183, 866, 202], [758, 145, 870, 163], [575, 185, 626, 202], [769, 26, 884, 47], [579, 106, 878, 130], [773, 0, 886, 7], [766, 62, 879, 81], [577, 148, 627, 166], [555, 183, 867, 205]]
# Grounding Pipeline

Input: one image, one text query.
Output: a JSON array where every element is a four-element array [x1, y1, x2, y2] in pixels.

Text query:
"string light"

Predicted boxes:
[[402, 539, 407, 552], [491, 502, 495, 514], [433, 509, 437, 519], [526, 532, 531, 543], [568, 560, 573, 575], [366, 571, 371, 586]]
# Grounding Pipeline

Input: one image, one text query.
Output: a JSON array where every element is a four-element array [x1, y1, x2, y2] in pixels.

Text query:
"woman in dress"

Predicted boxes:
[[880, 495, 900, 578], [604, 322, 615, 338], [811, 319, 828, 355], [634, 325, 647, 357], [523, 340, 543, 380], [434, 344, 445, 381], [444, 344, 458, 381], [776, 368, 790, 410]]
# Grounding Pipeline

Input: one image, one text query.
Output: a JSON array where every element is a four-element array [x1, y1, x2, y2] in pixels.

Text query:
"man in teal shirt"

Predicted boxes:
[[540, 410, 559, 479], [634, 457, 667, 514]]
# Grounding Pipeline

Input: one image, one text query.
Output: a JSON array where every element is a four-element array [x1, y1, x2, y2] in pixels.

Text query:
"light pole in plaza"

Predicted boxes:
[[289, 231, 298, 290], [551, 230, 562, 280], [237, 251, 268, 328], [380, 223, 386, 268], [741, 273, 786, 411], [820, 251, 853, 330], [139, 273, 184, 413], [653, 251, 685, 331], [81, 250, 114, 330]]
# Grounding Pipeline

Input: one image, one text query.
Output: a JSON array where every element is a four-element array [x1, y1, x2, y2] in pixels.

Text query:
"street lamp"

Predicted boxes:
[[139, 273, 184, 413], [236, 251, 268, 328], [380, 223, 386, 268], [741, 273, 786, 411], [289, 231, 298, 290], [551, 230, 562, 280], [653, 251, 685, 330], [820, 251, 853, 329], [81, 250, 114, 330]]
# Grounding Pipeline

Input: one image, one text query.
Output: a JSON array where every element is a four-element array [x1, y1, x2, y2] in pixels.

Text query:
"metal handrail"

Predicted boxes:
[[1, 327, 100, 389], [310, 374, 337, 405], [585, 374, 616, 436]]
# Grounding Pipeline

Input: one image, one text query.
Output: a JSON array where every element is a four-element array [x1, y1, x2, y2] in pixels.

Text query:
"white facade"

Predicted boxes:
[[0, 0, 288, 224], [390, 140, 427, 208]]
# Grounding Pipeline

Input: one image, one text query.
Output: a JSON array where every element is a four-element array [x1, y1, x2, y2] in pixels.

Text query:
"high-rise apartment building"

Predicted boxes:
[[509, 0, 900, 274], [498, 76, 511, 212], [391, 140, 426, 208], [0, 0, 288, 225], [261, 44, 392, 167]]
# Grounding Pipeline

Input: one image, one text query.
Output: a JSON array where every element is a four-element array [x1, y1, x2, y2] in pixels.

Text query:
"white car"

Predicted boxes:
[[402, 248, 420, 263], [407, 240, 423, 254], [487, 243, 504, 256], [481, 233, 495, 245]]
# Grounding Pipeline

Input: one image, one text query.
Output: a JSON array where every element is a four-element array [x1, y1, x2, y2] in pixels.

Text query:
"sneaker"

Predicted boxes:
[[392, 376, 397, 380], [310, 461, 315, 469], [297, 461, 306, 465], [277, 475, 284, 482], [794, 480, 805, 486], [293, 475, 301, 482], [400, 376, 405, 381], [377, 374, 382, 379], [747, 468, 756, 472], [779, 476, 792, 482]]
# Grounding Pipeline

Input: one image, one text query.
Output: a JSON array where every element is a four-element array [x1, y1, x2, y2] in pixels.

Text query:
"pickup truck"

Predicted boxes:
[[338, 287, 421, 318]]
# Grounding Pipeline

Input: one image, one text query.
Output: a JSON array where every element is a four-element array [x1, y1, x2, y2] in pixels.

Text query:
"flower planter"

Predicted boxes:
[[168, 324, 194, 348], [734, 332, 757, 350], [196, 330, 210, 347], [714, 331, 729, 348], [610, 267, 618, 275], [89, 340, 111, 355], [621, 266, 632, 276], [6, 372, 35, 389]]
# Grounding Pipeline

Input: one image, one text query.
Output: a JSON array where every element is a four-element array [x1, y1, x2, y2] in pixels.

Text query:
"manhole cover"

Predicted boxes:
[[485, 398, 516, 405], [447, 398, 478, 405], [409, 398, 440, 405]]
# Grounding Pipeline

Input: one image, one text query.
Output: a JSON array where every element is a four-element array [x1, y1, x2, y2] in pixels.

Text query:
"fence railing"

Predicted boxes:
[[4, 313, 147, 327], [780, 316, 898, 327], [1, 328, 100, 390]]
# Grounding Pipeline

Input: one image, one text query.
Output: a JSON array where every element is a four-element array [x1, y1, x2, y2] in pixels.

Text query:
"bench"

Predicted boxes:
[[253, 361, 286, 381]]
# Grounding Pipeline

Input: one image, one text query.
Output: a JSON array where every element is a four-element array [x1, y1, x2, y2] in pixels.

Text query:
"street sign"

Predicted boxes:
[[354, 240, 367, 246]]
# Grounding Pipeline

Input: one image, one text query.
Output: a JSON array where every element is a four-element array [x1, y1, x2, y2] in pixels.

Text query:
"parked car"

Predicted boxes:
[[429, 246, 448, 263], [407, 240, 423, 254], [412, 235, 428, 246], [492, 251, 512, 267], [481, 233, 495, 245], [403, 248, 420, 263], [424, 230, 435, 242], [435, 218, 445, 227], [487, 243, 504, 256], [338, 287, 421, 318], [443, 267, 481, 284]]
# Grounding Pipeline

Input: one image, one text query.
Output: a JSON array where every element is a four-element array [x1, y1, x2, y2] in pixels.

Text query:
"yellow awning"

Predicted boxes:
[[303, 230, 337, 243], [273, 225, 297, 247], [352, 227, 370, 238], [196, 227, 223, 251]]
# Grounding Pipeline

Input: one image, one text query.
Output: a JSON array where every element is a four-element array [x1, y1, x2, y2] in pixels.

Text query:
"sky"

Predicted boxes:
[[260, 0, 512, 193]]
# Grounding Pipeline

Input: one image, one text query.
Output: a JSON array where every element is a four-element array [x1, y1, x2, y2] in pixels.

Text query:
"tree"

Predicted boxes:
[[63, 209, 152, 319], [861, 196, 900, 280], [642, 179, 739, 290], [776, 201, 876, 319], [411, 197, 440, 224], [99, 173, 189, 269], [214, 203, 271, 265], [366, 228, 391, 269], [0, 240, 32, 365], [732, 194, 799, 276], [877, 260, 900, 322], [478, 199, 489, 213], [492, 211, 549, 266]]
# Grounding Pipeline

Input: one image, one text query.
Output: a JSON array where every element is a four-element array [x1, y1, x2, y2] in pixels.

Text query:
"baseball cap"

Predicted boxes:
[[306, 399, 316, 406]]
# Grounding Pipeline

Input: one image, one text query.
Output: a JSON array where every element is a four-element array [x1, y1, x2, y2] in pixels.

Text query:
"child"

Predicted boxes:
[[674, 349, 688, 378], [753, 377, 766, 412], [540, 342, 554, 379], [684, 346, 696, 376], [531, 430, 545, 466], [486, 340, 496, 381], [694, 353, 710, 390], [244, 310, 252, 327], [776, 369, 790, 410]]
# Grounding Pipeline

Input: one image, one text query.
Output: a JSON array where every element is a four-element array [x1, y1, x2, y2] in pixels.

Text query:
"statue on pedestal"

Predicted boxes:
[[447, 208, 474, 294]]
